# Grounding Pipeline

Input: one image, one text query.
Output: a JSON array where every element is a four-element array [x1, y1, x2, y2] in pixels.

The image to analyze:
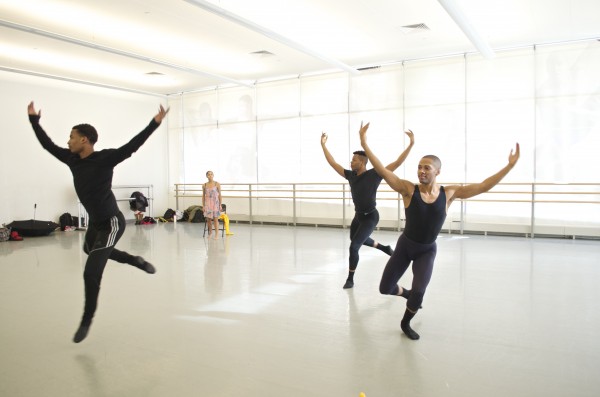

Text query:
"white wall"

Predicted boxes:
[[0, 71, 171, 225]]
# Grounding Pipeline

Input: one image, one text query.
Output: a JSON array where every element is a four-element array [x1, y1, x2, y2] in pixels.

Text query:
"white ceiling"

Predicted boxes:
[[1, 0, 599, 96]]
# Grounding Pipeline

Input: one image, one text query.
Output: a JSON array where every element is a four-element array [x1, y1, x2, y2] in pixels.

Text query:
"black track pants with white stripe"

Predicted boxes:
[[80, 211, 136, 326]]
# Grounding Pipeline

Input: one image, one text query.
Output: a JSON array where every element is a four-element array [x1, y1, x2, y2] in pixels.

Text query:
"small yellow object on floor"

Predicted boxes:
[[359, 393, 366, 397]]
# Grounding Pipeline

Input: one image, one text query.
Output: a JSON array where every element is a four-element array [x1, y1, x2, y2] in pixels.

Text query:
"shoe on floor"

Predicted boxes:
[[343, 279, 354, 289]]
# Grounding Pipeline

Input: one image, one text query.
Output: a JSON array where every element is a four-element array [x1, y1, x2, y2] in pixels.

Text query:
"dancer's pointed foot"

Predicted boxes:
[[133, 256, 156, 274], [73, 325, 90, 343], [343, 279, 354, 289], [382, 245, 394, 256]]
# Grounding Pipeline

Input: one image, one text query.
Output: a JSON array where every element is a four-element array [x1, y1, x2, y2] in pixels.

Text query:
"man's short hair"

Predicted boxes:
[[72, 124, 98, 144], [423, 154, 442, 169], [353, 150, 368, 164]]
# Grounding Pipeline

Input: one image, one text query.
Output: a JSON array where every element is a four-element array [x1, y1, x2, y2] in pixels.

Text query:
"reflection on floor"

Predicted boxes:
[[0, 222, 599, 397]]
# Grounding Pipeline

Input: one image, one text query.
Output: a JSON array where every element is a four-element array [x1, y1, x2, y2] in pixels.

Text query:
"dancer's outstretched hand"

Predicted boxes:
[[154, 104, 170, 123], [509, 143, 520, 166], [359, 121, 370, 143], [321, 132, 328, 146], [404, 129, 414, 144], [27, 101, 41, 117]]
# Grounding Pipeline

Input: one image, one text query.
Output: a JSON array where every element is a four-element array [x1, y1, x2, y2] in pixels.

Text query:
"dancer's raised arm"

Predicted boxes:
[[446, 143, 520, 206], [320, 132, 345, 177], [359, 122, 414, 199], [385, 129, 414, 171]]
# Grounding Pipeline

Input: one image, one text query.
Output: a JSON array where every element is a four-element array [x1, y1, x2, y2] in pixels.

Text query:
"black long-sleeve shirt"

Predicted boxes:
[[29, 115, 160, 222]]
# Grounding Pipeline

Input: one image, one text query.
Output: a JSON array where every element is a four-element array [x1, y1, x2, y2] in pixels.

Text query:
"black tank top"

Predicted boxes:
[[403, 185, 447, 244]]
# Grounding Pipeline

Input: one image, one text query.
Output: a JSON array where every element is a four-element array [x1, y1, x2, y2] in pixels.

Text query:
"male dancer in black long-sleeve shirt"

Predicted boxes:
[[27, 101, 169, 343], [359, 121, 519, 340], [321, 126, 414, 289]]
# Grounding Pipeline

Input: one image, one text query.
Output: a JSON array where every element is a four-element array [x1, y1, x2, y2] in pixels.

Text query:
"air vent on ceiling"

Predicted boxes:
[[399, 23, 430, 35], [357, 66, 381, 71], [250, 50, 275, 57]]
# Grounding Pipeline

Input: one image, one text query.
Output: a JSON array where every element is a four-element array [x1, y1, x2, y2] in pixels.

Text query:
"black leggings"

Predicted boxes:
[[379, 233, 437, 311], [80, 211, 137, 326], [349, 210, 379, 271]]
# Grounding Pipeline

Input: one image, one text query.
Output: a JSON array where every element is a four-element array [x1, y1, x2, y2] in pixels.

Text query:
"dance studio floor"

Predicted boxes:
[[0, 222, 599, 397]]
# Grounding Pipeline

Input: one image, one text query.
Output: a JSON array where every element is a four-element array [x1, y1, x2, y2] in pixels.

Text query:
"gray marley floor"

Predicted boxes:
[[0, 222, 599, 397]]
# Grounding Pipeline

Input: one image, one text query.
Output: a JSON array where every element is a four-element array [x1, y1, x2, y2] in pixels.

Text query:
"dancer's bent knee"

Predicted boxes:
[[379, 283, 399, 296]]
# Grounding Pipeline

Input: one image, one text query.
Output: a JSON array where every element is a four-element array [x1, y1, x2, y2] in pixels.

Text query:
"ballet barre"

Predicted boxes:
[[77, 184, 154, 229]]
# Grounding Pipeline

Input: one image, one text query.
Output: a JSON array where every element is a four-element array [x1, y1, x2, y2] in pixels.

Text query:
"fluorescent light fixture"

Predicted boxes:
[[0, 65, 165, 97], [183, 0, 360, 75], [0, 18, 253, 87], [0, 41, 176, 88], [436, 0, 496, 59]]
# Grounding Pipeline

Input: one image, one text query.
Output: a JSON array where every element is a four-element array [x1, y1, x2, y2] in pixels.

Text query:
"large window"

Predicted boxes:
[[168, 40, 600, 237]]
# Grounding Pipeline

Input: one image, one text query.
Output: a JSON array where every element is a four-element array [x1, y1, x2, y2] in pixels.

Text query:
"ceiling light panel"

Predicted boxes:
[[197, 0, 372, 63], [184, 0, 359, 74], [0, 26, 220, 93], [1, 0, 598, 95], [1, 0, 349, 80]]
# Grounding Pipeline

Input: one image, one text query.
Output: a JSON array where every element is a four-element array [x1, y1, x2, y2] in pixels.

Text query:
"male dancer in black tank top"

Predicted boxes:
[[359, 122, 519, 340], [27, 101, 169, 343], [321, 127, 414, 289]]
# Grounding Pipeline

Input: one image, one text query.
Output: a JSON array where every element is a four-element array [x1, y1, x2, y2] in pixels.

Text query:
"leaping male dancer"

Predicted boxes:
[[27, 101, 169, 343]]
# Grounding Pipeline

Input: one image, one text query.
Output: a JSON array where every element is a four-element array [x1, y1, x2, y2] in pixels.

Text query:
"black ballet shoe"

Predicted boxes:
[[73, 325, 90, 343], [383, 245, 394, 256], [401, 321, 420, 340], [343, 279, 354, 289], [133, 256, 156, 274]]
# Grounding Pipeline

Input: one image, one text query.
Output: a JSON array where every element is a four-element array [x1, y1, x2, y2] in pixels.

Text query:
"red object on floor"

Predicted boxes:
[[10, 231, 23, 241]]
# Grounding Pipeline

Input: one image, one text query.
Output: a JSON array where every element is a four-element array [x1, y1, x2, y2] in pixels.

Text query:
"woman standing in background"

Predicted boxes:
[[203, 171, 222, 239]]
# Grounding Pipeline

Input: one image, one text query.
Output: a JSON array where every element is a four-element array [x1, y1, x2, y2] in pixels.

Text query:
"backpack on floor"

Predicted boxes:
[[130, 191, 149, 212], [59, 213, 74, 231], [190, 210, 204, 223], [183, 205, 204, 223], [163, 208, 176, 221]]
